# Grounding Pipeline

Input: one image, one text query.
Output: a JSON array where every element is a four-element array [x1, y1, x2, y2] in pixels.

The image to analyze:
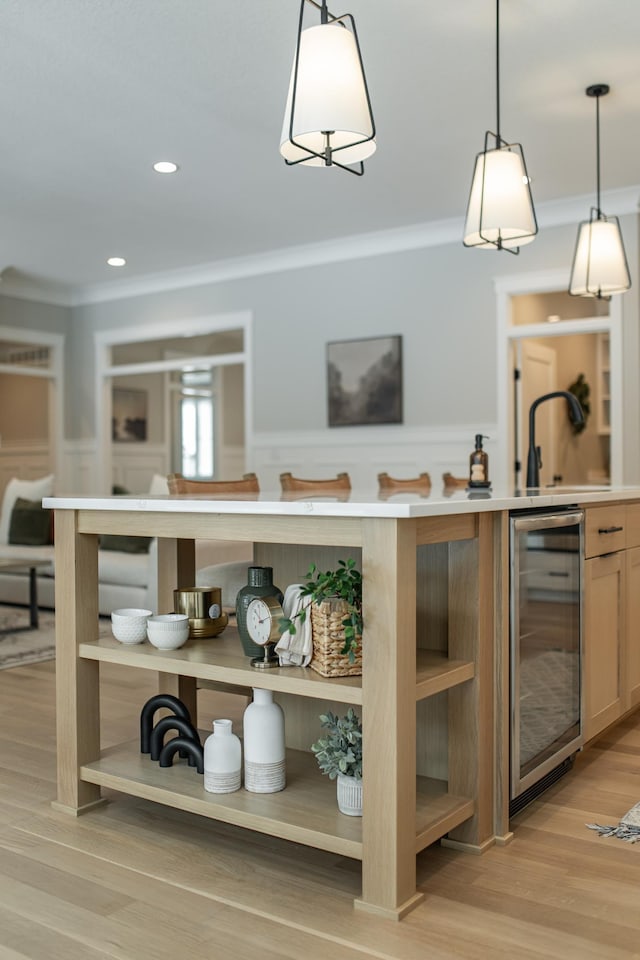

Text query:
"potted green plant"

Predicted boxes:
[[279, 558, 363, 676], [310, 708, 362, 816]]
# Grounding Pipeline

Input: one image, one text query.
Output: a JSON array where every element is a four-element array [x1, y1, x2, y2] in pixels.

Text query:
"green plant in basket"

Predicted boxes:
[[279, 558, 363, 662], [311, 708, 362, 780]]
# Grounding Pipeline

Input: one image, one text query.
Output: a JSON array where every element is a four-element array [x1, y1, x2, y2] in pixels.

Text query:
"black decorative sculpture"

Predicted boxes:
[[149, 716, 201, 763], [140, 694, 191, 754], [159, 737, 204, 774]]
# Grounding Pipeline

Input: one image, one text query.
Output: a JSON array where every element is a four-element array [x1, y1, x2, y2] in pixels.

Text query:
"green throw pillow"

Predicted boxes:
[[9, 497, 53, 546], [100, 534, 151, 554]]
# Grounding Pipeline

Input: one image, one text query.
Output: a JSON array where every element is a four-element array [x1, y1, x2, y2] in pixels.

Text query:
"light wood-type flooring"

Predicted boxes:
[[1, 659, 639, 960]]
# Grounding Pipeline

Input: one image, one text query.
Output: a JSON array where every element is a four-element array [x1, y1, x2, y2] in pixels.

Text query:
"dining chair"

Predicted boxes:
[[166, 472, 259, 706], [279, 471, 351, 494], [167, 472, 260, 494], [377, 472, 431, 496], [442, 472, 468, 489]]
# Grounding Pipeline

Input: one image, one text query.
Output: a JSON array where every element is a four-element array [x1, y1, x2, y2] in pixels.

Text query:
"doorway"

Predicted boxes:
[[94, 313, 252, 494], [0, 326, 64, 496], [496, 270, 622, 489], [517, 340, 558, 487]]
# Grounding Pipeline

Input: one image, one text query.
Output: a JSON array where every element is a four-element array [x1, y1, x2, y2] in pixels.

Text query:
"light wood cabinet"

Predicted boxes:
[[51, 500, 496, 921], [624, 546, 640, 710], [583, 551, 624, 740], [584, 504, 626, 558], [582, 500, 640, 740]]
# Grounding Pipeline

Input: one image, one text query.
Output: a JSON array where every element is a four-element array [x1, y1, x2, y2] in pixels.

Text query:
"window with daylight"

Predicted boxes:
[[179, 369, 216, 479]]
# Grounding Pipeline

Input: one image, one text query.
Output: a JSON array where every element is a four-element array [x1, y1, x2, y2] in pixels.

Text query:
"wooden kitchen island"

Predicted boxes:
[[45, 485, 640, 920]]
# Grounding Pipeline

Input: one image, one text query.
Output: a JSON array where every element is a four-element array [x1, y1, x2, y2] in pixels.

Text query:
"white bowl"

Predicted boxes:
[[147, 613, 190, 650], [111, 607, 153, 644]]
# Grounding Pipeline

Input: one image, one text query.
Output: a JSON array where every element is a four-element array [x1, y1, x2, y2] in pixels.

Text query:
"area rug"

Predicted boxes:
[[0, 605, 56, 670], [587, 803, 640, 843]]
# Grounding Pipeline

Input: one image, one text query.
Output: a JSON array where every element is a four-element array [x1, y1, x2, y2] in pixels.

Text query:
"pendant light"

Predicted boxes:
[[568, 84, 631, 299], [280, 0, 376, 176], [463, 0, 537, 252]]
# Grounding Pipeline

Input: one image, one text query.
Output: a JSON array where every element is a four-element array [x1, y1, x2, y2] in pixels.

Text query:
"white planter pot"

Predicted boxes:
[[336, 772, 362, 816]]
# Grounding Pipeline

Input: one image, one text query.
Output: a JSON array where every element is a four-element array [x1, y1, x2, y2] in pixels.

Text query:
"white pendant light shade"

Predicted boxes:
[[280, 23, 376, 168], [569, 215, 631, 298], [568, 84, 631, 299], [463, 146, 537, 249]]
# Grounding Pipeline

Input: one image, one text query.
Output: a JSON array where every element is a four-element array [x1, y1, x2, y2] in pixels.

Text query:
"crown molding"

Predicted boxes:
[[2, 185, 639, 309], [535, 184, 640, 228], [0, 275, 74, 306]]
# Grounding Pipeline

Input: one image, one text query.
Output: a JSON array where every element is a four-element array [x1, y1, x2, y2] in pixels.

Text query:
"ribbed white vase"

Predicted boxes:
[[203, 719, 242, 794], [336, 773, 362, 816], [243, 688, 286, 793]]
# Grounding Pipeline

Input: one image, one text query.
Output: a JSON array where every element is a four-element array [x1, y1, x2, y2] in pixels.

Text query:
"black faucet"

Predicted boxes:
[[526, 391, 585, 489]]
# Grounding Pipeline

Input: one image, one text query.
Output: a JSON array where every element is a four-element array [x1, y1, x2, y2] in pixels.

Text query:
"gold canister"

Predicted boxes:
[[173, 586, 228, 638]]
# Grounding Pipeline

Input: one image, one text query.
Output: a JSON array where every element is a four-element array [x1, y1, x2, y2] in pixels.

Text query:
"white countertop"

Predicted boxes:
[[43, 484, 640, 519]]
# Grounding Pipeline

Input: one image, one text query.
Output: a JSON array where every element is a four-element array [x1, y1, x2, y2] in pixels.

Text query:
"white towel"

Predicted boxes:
[[275, 584, 313, 667]]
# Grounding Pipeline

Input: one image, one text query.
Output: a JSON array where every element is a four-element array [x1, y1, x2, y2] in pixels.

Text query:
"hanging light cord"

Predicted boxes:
[[495, 0, 501, 143], [586, 84, 609, 219], [594, 92, 602, 217]]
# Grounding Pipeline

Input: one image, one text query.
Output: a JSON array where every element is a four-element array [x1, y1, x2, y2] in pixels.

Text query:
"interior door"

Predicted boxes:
[[517, 340, 558, 488]]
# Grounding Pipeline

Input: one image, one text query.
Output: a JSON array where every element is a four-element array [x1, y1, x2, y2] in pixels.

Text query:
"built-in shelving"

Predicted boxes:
[[596, 332, 611, 436], [81, 633, 474, 707]]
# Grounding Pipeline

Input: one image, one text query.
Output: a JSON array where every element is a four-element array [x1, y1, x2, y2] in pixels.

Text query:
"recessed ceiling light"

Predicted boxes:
[[153, 161, 179, 174], [107, 257, 126, 267]]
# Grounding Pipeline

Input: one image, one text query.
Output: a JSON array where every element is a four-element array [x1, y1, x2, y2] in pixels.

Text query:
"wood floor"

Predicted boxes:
[[1, 659, 639, 960]]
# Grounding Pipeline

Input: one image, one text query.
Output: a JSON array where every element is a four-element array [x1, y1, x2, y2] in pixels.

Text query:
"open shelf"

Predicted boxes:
[[81, 738, 473, 861], [82, 739, 363, 859], [415, 778, 474, 853], [81, 631, 363, 705], [415, 650, 474, 701], [82, 633, 474, 706]]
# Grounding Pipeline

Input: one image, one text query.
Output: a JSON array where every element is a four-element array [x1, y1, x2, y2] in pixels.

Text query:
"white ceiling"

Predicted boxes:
[[1, 0, 639, 301]]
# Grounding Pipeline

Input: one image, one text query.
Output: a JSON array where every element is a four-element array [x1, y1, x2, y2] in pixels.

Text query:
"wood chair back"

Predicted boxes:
[[167, 472, 260, 495], [377, 472, 431, 496], [279, 472, 351, 499], [442, 472, 468, 490]]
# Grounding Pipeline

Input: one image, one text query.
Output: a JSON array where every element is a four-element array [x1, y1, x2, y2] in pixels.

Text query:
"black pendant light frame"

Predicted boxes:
[[568, 83, 631, 300], [463, 0, 538, 253], [283, 0, 376, 176]]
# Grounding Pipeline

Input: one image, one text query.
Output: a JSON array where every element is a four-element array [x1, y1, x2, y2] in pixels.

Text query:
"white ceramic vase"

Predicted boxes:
[[243, 688, 286, 793], [203, 719, 242, 793], [336, 772, 362, 816]]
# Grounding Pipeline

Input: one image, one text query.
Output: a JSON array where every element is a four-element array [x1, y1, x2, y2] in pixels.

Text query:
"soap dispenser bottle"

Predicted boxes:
[[469, 434, 490, 488]]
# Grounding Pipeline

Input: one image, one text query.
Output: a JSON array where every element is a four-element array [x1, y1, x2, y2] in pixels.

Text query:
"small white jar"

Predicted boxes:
[[203, 719, 242, 794]]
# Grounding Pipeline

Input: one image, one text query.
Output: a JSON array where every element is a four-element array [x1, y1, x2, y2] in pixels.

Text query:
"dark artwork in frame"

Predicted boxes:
[[112, 387, 148, 442], [327, 335, 403, 427]]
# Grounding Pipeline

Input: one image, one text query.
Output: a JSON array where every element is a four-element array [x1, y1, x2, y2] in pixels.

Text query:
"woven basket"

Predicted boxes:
[[309, 598, 362, 678]]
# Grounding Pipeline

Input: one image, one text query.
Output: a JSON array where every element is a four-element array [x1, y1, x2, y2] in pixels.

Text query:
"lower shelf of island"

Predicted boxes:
[[81, 739, 474, 860]]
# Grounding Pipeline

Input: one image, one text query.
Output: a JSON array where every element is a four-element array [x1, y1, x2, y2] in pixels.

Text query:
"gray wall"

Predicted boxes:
[[3, 214, 639, 480]]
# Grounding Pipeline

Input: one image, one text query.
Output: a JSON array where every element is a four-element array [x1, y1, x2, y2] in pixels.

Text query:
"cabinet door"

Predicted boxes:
[[625, 546, 640, 710], [583, 553, 624, 741]]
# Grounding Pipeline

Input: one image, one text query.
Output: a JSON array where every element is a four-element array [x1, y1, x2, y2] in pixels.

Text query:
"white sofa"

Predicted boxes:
[[0, 474, 253, 617]]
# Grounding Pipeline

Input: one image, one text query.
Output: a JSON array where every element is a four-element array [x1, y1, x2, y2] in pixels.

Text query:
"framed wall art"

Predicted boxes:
[[112, 387, 148, 442], [327, 335, 403, 427]]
